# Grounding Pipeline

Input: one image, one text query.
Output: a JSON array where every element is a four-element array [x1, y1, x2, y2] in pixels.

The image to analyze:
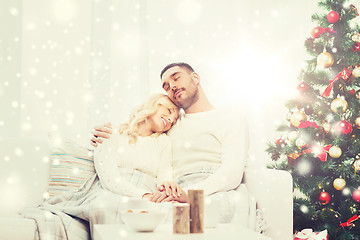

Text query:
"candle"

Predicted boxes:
[[173, 203, 190, 234], [188, 189, 204, 233]]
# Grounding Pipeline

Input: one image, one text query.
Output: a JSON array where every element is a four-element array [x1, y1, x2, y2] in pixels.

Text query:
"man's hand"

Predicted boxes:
[[90, 122, 113, 147], [148, 191, 168, 203], [142, 193, 153, 200], [154, 181, 188, 203]]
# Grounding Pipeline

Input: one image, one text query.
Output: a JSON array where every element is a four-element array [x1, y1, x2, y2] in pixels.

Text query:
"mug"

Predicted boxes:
[[204, 198, 221, 228]]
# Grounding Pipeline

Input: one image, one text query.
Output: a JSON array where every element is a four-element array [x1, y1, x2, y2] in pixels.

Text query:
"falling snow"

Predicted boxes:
[[0, 1, 338, 231]]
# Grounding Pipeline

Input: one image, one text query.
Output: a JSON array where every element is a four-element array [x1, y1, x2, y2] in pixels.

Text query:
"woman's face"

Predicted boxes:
[[148, 105, 179, 133]]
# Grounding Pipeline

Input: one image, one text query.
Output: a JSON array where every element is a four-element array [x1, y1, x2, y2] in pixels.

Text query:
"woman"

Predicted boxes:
[[21, 93, 181, 240], [95, 93, 182, 199]]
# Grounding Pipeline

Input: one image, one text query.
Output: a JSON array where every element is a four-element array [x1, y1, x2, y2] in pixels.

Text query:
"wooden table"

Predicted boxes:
[[93, 223, 272, 240]]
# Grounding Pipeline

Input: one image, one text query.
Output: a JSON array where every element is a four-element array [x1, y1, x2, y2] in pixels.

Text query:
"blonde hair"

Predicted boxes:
[[118, 93, 178, 144]]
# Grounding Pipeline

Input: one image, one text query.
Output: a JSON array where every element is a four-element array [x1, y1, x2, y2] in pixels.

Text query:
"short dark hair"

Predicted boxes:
[[160, 62, 195, 79]]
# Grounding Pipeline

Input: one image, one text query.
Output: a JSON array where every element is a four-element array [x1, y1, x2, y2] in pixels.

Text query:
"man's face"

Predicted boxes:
[[161, 66, 199, 109]]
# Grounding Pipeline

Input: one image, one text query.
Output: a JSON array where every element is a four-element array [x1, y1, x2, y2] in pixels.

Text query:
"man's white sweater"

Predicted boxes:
[[167, 108, 249, 196]]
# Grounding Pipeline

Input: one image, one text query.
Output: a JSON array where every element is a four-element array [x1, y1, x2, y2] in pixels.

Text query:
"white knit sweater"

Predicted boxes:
[[94, 132, 173, 198], [168, 108, 249, 196]]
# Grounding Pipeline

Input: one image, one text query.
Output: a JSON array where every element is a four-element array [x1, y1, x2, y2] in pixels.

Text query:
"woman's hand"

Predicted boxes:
[[147, 190, 188, 203], [90, 122, 113, 147], [157, 181, 183, 198], [162, 191, 188, 203]]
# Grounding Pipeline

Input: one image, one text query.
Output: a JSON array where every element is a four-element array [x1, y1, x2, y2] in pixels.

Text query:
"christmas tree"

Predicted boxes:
[[267, 0, 360, 239]]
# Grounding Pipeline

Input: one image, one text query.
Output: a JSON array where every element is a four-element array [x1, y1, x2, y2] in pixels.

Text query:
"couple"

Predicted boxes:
[[22, 62, 248, 239], [92, 62, 249, 219]]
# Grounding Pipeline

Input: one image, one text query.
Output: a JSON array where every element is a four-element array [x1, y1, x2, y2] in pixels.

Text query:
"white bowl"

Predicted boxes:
[[121, 209, 166, 232]]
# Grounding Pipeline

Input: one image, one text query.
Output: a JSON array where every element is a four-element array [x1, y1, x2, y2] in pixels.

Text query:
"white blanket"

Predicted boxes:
[[21, 169, 161, 240]]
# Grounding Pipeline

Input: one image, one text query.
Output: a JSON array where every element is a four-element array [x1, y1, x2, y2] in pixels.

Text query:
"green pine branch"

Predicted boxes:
[[267, 0, 360, 237]]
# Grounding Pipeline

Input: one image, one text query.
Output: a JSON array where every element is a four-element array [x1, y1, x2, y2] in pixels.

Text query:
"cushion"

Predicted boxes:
[[47, 132, 95, 197]]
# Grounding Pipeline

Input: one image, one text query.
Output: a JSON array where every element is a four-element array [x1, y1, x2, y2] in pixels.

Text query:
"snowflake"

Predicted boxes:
[[22, 123, 32, 131], [11, 101, 18, 108], [51, 0, 78, 23], [26, 22, 35, 31], [72, 167, 80, 175], [14, 148, 23, 156], [51, 124, 59, 131], [45, 101, 53, 108], [118, 229, 128, 237], [9, 7, 19, 16], [300, 204, 309, 214], [272, 10, 279, 17], [7, 177, 14, 184], [342, 187, 351, 196], [29, 68, 37, 75], [176, 0, 203, 23]]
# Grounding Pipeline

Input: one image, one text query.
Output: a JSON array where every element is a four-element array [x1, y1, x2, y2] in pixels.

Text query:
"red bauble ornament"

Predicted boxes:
[[297, 82, 309, 93], [349, 89, 355, 95], [275, 138, 286, 146], [311, 27, 323, 38], [353, 42, 360, 52], [352, 189, 360, 203], [327, 11, 340, 23], [319, 191, 331, 205], [334, 120, 353, 135]]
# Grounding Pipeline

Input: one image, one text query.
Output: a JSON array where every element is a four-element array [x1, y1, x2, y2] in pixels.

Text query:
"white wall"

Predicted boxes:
[[1, 0, 93, 143], [0, 0, 321, 145], [143, 0, 319, 166], [1, 0, 332, 214], [88, 0, 320, 165]]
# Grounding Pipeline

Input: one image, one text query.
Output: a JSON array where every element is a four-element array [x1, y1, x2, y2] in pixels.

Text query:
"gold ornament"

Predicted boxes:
[[317, 52, 334, 68], [352, 33, 360, 42], [355, 117, 360, 129], [322, 122, 331, 133], [333, 178, 346, 190], [295, 138, 306, 148], [354, 159, 360, 171], [356, 90, 360, 99], [329, 146, 342, 158], [290, 111, 307, 127], [331, 97, 348, 113], [288, 131, 299, 142], [352, 67, 360, 78]]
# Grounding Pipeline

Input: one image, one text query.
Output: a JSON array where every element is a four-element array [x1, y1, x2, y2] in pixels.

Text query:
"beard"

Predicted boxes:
[[174, 87, 199, 110]]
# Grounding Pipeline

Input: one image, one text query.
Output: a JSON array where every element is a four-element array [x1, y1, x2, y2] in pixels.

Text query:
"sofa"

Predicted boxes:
[[0, 134, 293, 240]]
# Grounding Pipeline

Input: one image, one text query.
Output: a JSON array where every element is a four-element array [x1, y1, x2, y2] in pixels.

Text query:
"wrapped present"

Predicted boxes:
[[294, 229, 328, 240]]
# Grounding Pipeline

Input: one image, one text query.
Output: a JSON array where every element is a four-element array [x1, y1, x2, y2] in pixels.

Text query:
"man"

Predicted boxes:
[[91, 62, 249, 222]]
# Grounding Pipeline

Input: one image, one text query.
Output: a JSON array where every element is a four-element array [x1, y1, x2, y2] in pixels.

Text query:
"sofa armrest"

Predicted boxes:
[[0, 216, 36, 240], [244, 168, 293, 240]]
